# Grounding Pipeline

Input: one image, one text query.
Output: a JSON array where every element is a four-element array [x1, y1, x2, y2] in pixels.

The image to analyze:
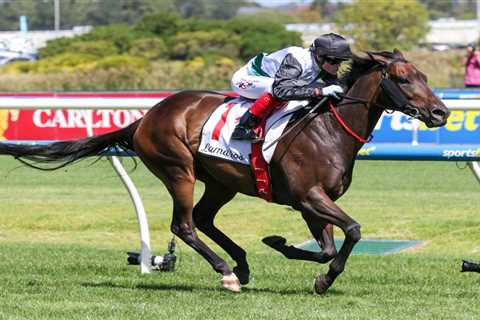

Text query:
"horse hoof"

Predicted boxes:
[[262, 235, 287, 250], [313, 274, 331, 295], [233, 266, 250, 285], [221, 273, 241, 293]]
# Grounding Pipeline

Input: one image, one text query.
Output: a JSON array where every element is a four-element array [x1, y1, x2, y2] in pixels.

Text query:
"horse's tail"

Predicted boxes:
[[0, 120, 141, 171]]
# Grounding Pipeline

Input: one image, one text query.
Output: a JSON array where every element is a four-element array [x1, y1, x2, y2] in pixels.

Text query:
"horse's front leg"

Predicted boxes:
[[302, 218, 337, 262], [298, 185, 361, 295]]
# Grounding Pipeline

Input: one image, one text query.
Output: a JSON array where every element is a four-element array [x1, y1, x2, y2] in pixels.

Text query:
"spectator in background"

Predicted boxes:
[[462, 42, 480, 88]]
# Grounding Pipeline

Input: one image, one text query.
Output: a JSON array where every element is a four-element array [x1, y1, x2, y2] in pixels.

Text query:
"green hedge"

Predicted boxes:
[[0, 50, 464, 91], [128, 38, 168, 60], [0, 59, 240, 91], [170, 30, 241, 60], [39, 13, 303, 64]]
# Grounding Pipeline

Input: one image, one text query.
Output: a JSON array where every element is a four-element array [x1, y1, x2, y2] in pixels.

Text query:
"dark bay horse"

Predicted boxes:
[[0, 50, 449, 294]]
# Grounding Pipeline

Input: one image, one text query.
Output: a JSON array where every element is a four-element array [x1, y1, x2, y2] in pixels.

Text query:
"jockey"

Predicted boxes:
[[231, 33, 353, 141]]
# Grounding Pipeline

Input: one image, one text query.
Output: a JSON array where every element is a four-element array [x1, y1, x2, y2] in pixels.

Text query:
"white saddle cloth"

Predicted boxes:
[[198, 97, 308, 165]]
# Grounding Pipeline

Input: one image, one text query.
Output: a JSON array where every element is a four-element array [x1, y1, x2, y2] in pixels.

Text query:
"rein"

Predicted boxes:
[[337, 94, 370, 106], [263, 97, 328, 151], [327, 100, 372, 143]]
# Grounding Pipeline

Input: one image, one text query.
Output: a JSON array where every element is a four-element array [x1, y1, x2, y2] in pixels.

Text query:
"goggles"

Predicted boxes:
[[324, 57, 345, 65]]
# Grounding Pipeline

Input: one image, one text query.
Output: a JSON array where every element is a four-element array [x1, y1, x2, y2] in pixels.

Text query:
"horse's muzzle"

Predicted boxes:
[[413, 104, 449, 128], [426, 105, 450, 128]]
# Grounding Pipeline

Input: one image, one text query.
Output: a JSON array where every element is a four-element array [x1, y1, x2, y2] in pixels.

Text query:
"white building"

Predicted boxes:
[[0, 26, 91, 54], [426, 19, 480, 47]]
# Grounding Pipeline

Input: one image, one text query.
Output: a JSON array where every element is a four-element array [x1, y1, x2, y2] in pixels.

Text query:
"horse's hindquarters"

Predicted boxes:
[[196, 154, 258, 196]]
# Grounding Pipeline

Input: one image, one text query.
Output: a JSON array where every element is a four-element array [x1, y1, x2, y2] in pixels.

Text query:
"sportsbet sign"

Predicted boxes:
[[357, 144, 480, 161], [371, 110, 479, 144]]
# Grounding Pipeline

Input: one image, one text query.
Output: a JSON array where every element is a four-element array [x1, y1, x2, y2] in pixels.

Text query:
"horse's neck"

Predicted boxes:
[[324, 71, 383, 155]]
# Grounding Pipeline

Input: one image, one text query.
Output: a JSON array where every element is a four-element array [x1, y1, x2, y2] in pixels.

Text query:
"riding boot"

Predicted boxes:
[[231, 110, 261, 141], [231, 93, 283, 141]]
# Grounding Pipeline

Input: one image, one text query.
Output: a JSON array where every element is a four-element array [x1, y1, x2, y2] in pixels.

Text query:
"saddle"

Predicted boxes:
[[199, 97, 310, 201]]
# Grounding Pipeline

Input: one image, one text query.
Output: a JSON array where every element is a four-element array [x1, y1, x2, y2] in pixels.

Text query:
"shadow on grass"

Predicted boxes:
[[83, 281, 199, 292], [242, 287, 344, 296], [82, 281, 344, 296]]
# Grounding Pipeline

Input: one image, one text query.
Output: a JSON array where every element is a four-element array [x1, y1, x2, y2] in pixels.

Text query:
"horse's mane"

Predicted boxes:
[[340, 51, 398, 89]]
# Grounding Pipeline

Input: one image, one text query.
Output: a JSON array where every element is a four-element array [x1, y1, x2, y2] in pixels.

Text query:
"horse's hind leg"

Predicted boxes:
[[193, 181, 250, 285], [166, 177, 241, 292], [139, 156, 241, 292]]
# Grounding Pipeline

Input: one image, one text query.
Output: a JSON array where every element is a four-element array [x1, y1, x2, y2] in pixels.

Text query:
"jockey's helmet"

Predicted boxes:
[[311, 33, 352, 64]]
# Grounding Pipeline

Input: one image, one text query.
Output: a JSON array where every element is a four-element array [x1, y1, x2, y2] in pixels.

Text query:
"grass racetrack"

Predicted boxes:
[[0, 156, 479, 319]]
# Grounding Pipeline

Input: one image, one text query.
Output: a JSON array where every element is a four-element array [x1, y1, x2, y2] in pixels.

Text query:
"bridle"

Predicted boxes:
[[339, 59, 421, 118], [265, 58, 423, 148], [330, 59, 423, 143]]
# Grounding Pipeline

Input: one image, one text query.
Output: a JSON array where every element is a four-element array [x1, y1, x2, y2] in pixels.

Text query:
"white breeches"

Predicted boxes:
[[231, 66, 274, 100]]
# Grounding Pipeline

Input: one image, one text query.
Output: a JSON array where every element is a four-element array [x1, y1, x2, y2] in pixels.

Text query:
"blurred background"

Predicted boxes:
[[0, 0, 477, 91]]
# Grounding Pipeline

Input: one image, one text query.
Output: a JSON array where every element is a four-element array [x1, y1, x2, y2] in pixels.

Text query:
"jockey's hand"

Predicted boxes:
[[320, 85, 344, 100]]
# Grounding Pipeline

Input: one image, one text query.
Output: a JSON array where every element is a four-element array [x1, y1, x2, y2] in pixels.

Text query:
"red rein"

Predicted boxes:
[[327, 100, 372, 143]]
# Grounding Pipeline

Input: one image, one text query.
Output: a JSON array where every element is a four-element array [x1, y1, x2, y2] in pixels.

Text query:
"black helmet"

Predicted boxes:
[[311, 33, 352, 61]]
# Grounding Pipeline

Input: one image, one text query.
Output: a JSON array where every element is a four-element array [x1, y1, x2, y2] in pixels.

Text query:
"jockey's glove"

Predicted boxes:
[[319, 85, 344, 99]]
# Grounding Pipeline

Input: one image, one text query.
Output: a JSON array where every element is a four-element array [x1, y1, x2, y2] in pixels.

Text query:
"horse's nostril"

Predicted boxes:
[[432, 108, 447, 118]]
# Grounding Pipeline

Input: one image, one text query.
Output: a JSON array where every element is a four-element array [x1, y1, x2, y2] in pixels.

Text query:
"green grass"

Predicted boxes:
[[0, 157, 479, 319]]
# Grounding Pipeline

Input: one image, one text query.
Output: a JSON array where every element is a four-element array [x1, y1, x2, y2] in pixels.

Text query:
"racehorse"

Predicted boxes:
[[0, 49, 449, 295]]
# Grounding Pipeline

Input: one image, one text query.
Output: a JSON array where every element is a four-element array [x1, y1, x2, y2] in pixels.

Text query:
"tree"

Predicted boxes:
[[174, 0, 246, 19], [335, 0, 429, 51], [85, 0, 156, 26], [134, 12, 183, 39], [418, 0, 453, 19], [58, 0, 97, 29], [226, 16, 302, 59], [207, 0, 246, 20], [310, 0, 329, 18], [0, 0, 48, 31], [0, 0, 182, 31], [419, 0, 476, 20]]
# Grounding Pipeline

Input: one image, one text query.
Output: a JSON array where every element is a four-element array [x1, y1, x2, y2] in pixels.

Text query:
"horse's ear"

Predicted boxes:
[[393, 48, 405, 59], [367, 52, 390, 66], [356, 52, 371, 60]]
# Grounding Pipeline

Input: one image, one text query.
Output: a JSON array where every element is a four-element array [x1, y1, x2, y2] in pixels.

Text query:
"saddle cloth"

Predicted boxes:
[[198, 97, 308, 165]]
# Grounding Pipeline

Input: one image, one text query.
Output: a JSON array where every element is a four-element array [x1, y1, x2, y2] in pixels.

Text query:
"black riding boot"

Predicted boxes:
[[231, 111, 261, 141]]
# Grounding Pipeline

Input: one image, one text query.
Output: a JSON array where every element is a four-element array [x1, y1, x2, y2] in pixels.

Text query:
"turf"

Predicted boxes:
[[0, 157, 479, 319]]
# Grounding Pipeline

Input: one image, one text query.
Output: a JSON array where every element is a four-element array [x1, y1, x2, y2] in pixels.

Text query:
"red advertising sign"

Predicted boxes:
[[0, 92, 173, 141], [1, 108, 151, 140]]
